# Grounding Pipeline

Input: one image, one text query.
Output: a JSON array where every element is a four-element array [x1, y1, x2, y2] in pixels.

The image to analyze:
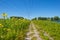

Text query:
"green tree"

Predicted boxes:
[[51, 17, 54, 21], [32, 17, 37, 20], [38, 17, 48, 20], [10, 16, 24, 19], [53, 16, 59, 20]]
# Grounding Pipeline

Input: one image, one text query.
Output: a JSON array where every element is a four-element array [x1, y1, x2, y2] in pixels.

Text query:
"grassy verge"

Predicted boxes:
[[33, 20, 60, 40]]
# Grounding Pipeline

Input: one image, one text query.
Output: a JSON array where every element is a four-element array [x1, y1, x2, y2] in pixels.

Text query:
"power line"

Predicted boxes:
[[23, 0, 33, 19]]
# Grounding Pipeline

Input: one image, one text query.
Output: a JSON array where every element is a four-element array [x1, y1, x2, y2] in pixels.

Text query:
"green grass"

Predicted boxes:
[[0, 19, 30, 40], [31, 37, 37, 40], [33, 20, 60, 40]]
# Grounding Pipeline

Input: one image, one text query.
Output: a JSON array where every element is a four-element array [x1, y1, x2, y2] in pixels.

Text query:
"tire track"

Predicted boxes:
[[25, 22, 42, 40]]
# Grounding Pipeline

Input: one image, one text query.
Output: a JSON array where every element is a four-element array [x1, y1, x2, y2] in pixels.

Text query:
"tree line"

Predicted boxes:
[[32, 16, 60, 21], [10, 16, 24, 19], [0, 13, 60, 21]]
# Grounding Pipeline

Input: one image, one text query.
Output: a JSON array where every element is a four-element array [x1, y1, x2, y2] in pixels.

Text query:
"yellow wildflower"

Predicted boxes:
[[2, 13, 7, 17], [0, 24, 3, 28]]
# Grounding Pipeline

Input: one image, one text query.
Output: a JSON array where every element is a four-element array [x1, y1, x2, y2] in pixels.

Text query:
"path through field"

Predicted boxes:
[[25, 22, 42, 40]]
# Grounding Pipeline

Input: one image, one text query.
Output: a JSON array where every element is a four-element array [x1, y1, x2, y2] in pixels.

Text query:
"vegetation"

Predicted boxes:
[[0, 13, 60, 40], [0, 13, 30, 40], [32, 16, 60, 21], [33, 20, 60, 40], [10, 16, 24, 19], [0, 18, 30, 40]]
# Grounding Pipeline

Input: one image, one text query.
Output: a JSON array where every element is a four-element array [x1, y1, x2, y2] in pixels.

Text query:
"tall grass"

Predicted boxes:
[[0, 18, 30, 40], [33, 20, 60, 40]]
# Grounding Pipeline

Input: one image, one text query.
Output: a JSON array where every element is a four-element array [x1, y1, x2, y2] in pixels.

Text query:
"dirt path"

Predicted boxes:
[[35, 24, 54, 40], [25, 22, 42, 40]]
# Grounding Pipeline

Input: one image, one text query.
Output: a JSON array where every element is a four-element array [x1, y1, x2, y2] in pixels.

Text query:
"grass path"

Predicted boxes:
[[34, 23, 54, 40], [25, 22, 54, 40], [25, 22, 42, 40]]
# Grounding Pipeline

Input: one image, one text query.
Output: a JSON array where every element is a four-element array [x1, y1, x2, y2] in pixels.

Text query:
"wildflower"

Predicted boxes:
[[2, 13, 7, 17], [0, 24, 3, 28]]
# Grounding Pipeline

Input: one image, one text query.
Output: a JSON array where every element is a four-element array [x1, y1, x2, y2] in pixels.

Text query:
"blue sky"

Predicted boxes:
[[0, 0, 60, 19]]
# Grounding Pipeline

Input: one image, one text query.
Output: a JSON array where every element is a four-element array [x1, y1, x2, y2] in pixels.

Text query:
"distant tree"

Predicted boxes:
[[10, 16, 24, 19], [38, 17, 48, 20], [47, 17, 51, 20], [53, 16, 59, 20], [32, 17, 37, 20], [38, 17, 41, 20], [51, 17, 54, 21]]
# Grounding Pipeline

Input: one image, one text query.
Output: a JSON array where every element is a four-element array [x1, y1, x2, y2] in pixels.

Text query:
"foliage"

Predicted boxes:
[[53, 16, 60, 20], [32, 16, 60, 21], [10, 16, 24, 19], [32, 17, 37, 20], [0, 19, 30, 40], [38, 17, 48, 20]]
